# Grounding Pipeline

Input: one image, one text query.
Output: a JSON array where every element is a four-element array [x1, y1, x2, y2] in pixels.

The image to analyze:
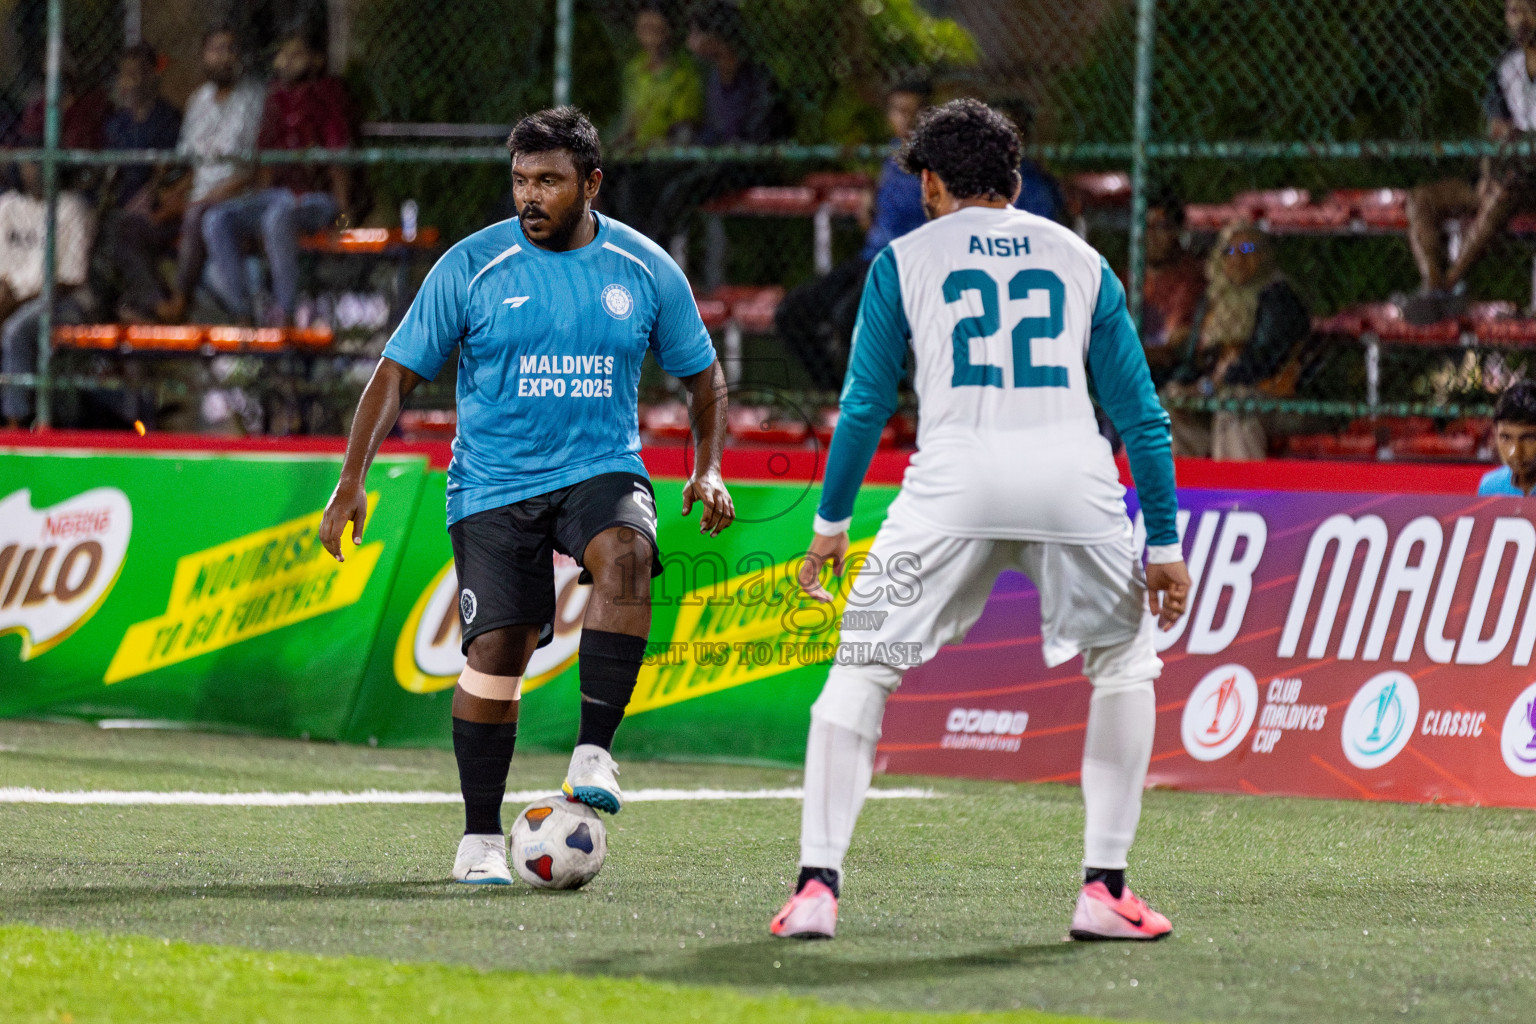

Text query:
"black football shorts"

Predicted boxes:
[[447, 472, 661, 655]]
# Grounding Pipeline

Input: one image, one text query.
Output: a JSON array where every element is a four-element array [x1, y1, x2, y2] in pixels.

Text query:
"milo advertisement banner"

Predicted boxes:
[[344, 454, 894, 763], [877, 489, 1536, 808], [1, 441, 886, 763], [0, 449, 425, 739]]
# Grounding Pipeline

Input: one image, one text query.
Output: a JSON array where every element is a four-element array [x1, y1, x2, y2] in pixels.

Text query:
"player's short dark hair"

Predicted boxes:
[[507, 106, 603, 182], [1495, 380, 1536, 426], [899, 98, 1021, 202]]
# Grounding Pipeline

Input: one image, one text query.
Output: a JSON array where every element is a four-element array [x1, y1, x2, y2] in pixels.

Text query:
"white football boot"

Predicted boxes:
[[562, 743, 623, 813], [452, 833, 512, 885]]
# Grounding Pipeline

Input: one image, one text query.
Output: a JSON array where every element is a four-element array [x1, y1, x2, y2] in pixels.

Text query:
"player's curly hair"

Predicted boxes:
[[507, 107, 603, 182], [899, 98, 1021, 202], [1495, 380, 1536, 425]]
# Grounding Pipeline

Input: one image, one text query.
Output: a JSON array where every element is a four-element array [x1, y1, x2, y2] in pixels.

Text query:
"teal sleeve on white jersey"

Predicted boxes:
[[1086, 256, 1178, 548], [816, 247, 909, 531]]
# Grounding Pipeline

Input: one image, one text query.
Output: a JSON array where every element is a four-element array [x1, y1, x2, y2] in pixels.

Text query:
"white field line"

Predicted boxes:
[[0, 786, 937, 807]]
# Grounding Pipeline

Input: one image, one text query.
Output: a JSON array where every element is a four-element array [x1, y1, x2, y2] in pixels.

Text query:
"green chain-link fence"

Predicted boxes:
[[1, 0, 1531, 456]]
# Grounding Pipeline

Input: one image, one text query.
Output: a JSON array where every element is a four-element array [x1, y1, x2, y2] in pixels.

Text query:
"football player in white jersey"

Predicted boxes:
[[770, 100, 1190, 941]]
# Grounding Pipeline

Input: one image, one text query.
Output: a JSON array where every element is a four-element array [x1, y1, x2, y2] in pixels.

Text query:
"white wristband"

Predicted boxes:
[[813, 514, 852, 537], [1146, 543, 1184, 565]]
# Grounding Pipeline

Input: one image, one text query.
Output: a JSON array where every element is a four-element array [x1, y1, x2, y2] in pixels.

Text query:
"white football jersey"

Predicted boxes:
[[880, 205, 1127, 542]]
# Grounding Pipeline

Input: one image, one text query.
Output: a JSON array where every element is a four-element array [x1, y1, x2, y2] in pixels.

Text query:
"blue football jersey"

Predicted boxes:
[[383, 213, 716, 526]]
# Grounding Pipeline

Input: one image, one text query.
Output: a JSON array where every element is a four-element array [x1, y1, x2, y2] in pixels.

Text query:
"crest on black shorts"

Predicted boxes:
[[459, 588, 478, 625]]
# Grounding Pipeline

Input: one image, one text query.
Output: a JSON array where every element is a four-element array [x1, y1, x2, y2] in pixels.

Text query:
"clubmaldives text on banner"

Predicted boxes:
[[877, 489, 1536, 808]]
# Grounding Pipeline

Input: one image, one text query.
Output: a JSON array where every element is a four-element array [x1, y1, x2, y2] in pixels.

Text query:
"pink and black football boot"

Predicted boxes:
[[1069, 880, 1172, 941], [770, 878, 838, 939]]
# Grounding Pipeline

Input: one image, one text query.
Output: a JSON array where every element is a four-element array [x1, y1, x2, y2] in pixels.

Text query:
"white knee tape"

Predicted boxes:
[[1083, 617, 1163, 693], [810, 662, 903, 742], [458, 667, 523, 701]]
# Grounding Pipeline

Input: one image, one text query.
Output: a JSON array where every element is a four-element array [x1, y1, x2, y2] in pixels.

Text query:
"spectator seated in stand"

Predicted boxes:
[[1479, 379, 1536, 495], [632, 0, 788, 242], [993, 99, 1066, 224], [8, 54, 109, 153], [101, 43, 183, 323], [151, 25, 266, 324], [688, 1, 787, 147], [605, 1, 703, 234], [614, 1, 703, 149], [1161, 221, 1310, 461], [775, 77, 929, 390], [0, 159, 96, 428], [1402, 0, 1536, 325], [1141, 188, 1205, 384], [202, 28, 353, 326]]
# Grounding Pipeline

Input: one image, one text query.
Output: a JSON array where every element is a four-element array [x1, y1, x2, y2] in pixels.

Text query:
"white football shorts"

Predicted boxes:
[[836, 501, 1161, 680]]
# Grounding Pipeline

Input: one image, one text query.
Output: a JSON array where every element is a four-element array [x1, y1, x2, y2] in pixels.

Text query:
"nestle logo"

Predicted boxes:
[[945, 708, 1028, 736], [42, 508, 111, 540]]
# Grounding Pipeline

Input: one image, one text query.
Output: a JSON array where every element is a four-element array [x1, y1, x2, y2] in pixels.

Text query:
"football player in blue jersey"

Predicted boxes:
[[319, 107, 734, 885]]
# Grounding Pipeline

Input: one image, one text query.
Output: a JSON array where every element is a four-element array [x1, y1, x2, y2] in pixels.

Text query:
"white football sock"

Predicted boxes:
[[1080, 680, 1156, 870], [797, 662, 899, 874], [798, 715, 877, 874]]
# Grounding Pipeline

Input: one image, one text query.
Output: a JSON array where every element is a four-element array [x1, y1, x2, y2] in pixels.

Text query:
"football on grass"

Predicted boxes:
[[509, 797, 608, 889]]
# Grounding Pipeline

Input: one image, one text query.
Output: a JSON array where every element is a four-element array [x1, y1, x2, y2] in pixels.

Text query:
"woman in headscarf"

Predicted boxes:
[[1161, 221, 1310, 460]]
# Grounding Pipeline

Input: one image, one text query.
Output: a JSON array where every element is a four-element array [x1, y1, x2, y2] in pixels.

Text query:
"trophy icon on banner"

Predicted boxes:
[[1366, 681, 1397, 745], [1525, 700, 1536, 751]]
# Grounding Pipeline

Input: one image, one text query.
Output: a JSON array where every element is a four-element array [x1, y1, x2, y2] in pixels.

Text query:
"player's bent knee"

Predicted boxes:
[[1083, 624, 1163, 693], [458, 666, 523, 701], [584, 529, 654, 595], [811, 662, 903, 742], [466, 625, 539, 677]]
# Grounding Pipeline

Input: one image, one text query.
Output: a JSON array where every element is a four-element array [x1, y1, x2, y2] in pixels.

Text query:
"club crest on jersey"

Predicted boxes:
[[459, 588, 477, 625], [601, 283, 634, 320]]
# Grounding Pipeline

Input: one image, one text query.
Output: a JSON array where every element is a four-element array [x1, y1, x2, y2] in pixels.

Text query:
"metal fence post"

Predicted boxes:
[[1127, 0, 1157, 330], [554, 0, 573, 107], [35, 0, 62, 428]]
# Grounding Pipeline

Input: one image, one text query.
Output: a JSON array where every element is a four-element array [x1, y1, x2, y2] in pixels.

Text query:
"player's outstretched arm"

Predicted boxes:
[[319, 357, 424, 562], [798, 247, 908, 604], [679, 358, 735, 537], [1085, 255, 1189, 629]]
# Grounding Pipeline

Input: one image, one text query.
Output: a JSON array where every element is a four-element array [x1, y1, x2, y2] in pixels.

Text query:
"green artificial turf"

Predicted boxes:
[[0, 924, 1112, 1024], [2, 718, 1535, 1023]]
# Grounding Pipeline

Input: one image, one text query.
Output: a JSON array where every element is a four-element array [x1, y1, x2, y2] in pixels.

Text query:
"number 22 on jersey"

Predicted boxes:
[[943, 268, 1068, 390]]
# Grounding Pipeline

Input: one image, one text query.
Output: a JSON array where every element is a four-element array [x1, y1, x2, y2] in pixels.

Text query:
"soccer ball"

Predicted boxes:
[[508, 797, 607, 889]]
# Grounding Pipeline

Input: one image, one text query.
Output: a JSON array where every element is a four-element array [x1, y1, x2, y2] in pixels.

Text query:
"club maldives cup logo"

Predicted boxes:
[[1181, 664, 1259, 761], [1341, 671, 1419, 770], [0, 487, 132, 660], [1500, 681, 1536, 777]]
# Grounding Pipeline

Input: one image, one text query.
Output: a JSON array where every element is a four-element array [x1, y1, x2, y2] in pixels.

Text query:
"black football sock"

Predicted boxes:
[[797, 866, 841, 897], [452, 717, 518, 835], [576, 629, 648, 750], [1084, 867, 1126, 899]]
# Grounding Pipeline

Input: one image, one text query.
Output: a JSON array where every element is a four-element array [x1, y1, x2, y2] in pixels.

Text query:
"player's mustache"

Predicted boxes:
[[520, 205, 549, 221]]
